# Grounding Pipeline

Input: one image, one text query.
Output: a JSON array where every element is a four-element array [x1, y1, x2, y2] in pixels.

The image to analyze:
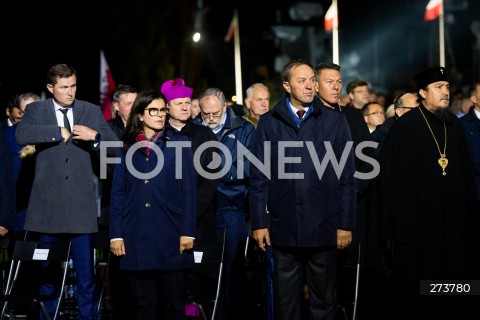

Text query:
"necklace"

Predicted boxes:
[[418, 106, 448, 176]]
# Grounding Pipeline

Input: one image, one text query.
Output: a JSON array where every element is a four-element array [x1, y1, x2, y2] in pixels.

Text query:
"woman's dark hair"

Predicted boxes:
[[122, 89, 167, 145]]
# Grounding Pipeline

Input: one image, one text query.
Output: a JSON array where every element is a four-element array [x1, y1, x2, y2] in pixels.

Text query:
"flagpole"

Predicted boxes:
[[233, 8, 243, 104], [332, 0, 339, 64], [438, 0, 445, 67]]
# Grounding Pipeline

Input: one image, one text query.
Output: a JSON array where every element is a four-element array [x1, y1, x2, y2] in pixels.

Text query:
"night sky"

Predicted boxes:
[[1, 0, 479, 108]]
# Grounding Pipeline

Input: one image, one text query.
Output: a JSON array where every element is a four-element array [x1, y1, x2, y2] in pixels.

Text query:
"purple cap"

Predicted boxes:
[[160, 78, 193, 102]]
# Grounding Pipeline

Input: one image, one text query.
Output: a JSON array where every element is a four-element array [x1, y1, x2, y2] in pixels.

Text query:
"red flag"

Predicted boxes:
[[424, 0, 442, 21], [324, 2, 338, 31], [224, 16, 235, 42], [100, 50, 116, 121]]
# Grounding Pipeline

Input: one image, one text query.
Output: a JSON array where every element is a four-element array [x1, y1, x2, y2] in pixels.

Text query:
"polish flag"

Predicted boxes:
[[324, 2, 338, 31], [224, 16, 235, 42], [424, 0, 442, 21], [100, 50, 116, 121]]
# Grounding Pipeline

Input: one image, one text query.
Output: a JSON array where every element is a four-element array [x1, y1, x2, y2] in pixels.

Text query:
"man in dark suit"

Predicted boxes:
[[161, 78, 219, 243], [249, 60, 356, 320], [16, 64, 118, 320]]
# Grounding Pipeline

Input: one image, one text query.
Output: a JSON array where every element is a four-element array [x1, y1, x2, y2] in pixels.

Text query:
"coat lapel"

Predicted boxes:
[[73, 101, 86, 126], [44, 99, 59, 125]]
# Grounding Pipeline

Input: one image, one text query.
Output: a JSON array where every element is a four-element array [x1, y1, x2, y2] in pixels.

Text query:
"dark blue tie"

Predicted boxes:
[[59, 108, 71, 133]]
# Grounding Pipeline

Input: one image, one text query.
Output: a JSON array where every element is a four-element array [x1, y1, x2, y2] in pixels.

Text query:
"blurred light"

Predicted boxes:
[[231, 96, 237, 102], [193, 32, 201, 42], [289, 2, 324, 21], [272, 25, 303, 42]]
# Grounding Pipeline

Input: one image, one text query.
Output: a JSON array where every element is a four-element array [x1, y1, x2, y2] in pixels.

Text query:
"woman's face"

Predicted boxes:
[[138, 98, 167, 138]]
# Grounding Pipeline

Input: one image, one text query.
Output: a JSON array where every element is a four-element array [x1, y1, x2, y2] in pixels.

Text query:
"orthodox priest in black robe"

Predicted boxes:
[[375, 67, 478, 319]]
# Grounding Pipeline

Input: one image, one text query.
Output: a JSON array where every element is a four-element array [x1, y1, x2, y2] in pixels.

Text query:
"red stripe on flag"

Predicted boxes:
[[224, 17, 235, 42], [324, 3, 338, 31], [424, 0, 442, 21]]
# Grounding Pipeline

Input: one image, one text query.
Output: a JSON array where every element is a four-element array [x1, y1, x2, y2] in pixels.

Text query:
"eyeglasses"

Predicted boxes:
[[145, 108, 167, 117], [201, 111, 222, 119], [367, 111, 385, 116]]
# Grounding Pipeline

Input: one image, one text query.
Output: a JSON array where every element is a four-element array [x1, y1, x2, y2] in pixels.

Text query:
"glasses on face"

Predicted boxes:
[[201, 111, 222, 119], [145, 108, 167, 117], [368, 111, 385, 116]]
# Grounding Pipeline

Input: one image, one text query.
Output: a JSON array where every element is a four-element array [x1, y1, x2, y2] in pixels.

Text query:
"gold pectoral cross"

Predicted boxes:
[[438, 155, 448, 175]]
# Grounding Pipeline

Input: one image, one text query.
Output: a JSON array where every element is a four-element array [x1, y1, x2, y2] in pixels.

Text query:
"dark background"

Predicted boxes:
[[1, 0, 479, 109]]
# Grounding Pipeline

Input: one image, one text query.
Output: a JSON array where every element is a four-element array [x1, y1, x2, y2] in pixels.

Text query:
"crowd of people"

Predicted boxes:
[[0, 60, 479, 320]]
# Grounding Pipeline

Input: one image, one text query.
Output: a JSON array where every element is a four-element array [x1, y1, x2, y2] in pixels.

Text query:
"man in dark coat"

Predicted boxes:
[[16, 64, 118, 320], [460, 81, 480, 204], [193, 87, 255, 320], [376, 67, 478, 319], [249, 60, 356, 320], [161, 78, 220, 243]]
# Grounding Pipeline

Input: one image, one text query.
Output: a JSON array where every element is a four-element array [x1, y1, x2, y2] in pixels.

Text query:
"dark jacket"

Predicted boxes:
[[107, 114, 126, 140], [166, 120, 220, 242], [110, 130, 197, 270], [193, 108, 255, 212], [249, 96, 356, 247], [460, 106, 480, 189], [0, 125, 15, 229]]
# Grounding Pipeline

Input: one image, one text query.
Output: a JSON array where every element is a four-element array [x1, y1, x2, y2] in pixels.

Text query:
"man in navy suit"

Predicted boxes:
[[16, 64, 118, 320]]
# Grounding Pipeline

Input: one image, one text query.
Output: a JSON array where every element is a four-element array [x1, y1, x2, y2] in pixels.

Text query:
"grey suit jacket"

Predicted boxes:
[[16, 98, 119, 233]]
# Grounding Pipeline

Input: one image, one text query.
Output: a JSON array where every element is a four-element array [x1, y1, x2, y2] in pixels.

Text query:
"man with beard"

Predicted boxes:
[[376, 67, 478, 319]]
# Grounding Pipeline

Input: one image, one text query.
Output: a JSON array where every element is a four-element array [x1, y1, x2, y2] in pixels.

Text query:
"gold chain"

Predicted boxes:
[[418, 106, 448, 175]]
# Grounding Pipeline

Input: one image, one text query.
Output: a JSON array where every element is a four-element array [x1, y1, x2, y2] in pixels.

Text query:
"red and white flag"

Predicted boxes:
[[324, 2, 338, 31], [224, 16, 236, 42], [100, 50, 116, 121], [424, 0, 442, 21]]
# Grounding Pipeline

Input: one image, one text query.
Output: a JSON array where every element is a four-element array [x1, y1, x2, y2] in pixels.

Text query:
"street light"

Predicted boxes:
[[192, 32, 201, 42]]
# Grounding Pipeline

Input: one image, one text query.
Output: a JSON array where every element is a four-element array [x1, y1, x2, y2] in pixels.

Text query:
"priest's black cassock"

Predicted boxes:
[[375, 104, 478, 319]]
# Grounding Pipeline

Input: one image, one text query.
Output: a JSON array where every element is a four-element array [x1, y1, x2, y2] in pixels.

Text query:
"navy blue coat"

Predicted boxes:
[[193, 108, 255, 212], [110, 130, 197, 271], [460, 106, 480, 191], [249, 96, 356, 247], [0, 125, 15, 230]]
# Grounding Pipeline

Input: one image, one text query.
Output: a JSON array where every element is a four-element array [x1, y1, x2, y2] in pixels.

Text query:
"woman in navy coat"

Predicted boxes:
[[110, 89, 197, 320]]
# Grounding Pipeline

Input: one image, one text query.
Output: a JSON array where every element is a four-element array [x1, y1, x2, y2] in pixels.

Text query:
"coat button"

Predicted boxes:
[[296, 202, 301, 206], [146, 158, 149, 161], [65, 158, 69, 162], [145, 203, 151, 208], [65, 176, 69, 180], [144, 180, 149, 184]]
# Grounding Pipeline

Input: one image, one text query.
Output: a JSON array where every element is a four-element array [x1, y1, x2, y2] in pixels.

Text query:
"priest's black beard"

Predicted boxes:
[[431, 108, 454, 124]]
